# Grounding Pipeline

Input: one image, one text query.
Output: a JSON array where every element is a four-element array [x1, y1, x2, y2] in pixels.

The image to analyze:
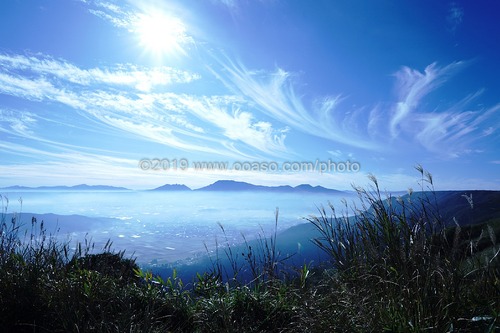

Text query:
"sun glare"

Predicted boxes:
[[134, 12, 188, 57]]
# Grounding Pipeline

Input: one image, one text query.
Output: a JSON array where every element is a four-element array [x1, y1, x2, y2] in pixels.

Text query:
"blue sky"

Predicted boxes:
[[0, 0, 498, 190]]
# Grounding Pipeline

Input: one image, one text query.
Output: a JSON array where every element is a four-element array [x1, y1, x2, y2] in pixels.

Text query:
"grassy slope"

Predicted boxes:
[[1, 178, 499, 332]]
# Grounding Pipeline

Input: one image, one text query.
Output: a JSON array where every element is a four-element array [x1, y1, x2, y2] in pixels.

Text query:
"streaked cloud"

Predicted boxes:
[[80, 0, 194, 56], [327, 150, 354, 160], [447, 2, 464, 32], [212, 0, 237, 9], [415, 101, 499, 157], [390, 61, 463, 137], [390, 63, 499, 158], [1, 0, 498, 191], [211, 58, 380, 150], [0, 113, 360, 189], [71, 2, 496, 162], [0, 134, 412, 191], [0, 53, 200, 92], [0, 109, 36, 137], [213, 56, 498, 159], [2, 48, 496, 163], [0, 53, 289, 159], [209, 0, 277, 12], [79, 0, 136, 28]]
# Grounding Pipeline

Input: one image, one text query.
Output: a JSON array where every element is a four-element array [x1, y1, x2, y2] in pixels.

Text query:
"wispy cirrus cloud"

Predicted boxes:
[[214, 57, 498, 158], [0, 115, 360, 190], [209, 0, 277, 12], [0, 52, 289, 159], [447, 2, 464, 32], [0, 140, 148, 187], [0, 109, 37, 137], [78, 0, 136, 28], [0, 73, 60, 102], [211, 57, 380, 150], [390, 63, 499, 157], [0, 53, 200, 92], [210, 0, 241, 11], [175, 95, 289, 157], [1, 47, 497, 167], [80, 0, 194, 54], [390, 61, 464, 137], [0, 108, 141, 162], [0, 70, 89, 110], [0, 125, 408, 191], [415, 97, 499, 157]]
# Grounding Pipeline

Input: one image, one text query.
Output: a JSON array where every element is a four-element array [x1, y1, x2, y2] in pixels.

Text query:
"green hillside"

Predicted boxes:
[[1, 174, 498, 332]]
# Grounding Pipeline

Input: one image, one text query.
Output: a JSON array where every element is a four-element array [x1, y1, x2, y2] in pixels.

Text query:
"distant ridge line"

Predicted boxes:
[[2, 180, 344, 193], [1, 184, 130, 191], [152, 180, 343, 193]]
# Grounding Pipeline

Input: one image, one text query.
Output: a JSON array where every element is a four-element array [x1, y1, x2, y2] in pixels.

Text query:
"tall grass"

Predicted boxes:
[[0, 194, 193, 332], [0, 167, 498, 332], [307, 166, 500, 331], [205, 208, 293, 286]]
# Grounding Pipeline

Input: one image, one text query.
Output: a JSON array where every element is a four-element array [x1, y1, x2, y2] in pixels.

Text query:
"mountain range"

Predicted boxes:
[[151, 180, 343, 193], [1, 184, 130, 191], [2, 181, 341, 193]]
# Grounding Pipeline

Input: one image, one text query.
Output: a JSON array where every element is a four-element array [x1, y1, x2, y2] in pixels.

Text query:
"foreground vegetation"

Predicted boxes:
[[1, 168, 499, 332]]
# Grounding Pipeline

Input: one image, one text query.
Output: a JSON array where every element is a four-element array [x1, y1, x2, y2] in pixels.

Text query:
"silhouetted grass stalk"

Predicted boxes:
[[1, 167, 498, 332], [308, 165, 499, 331]]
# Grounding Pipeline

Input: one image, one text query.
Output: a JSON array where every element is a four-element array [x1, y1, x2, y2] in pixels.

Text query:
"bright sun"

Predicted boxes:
[[134, 12, 188, 57]]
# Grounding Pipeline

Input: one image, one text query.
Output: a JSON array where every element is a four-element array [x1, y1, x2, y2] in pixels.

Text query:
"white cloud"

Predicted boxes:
[[415, 100, 499, 157], [212, 58, 380, 150], [0, 109, 37, 137], [213, 0, 237, 8], [0, 71, 86, 109], [327, 149, 355, 159], [0, 73, 57, 101], [0, 53, 200, 92], [327, 150, 342, 157], [390, 62, 463, 137], [176, 94, 289, 156], [447, 2, 464, 32], [209, 0, 277, 12], [88, 8, 130, 28], [80, 0, 137, 28], [80, 0, 195, 56], [389, 62, 500, 158], [1, 48, 498, 179], [0, 53, 289, 159], [0, 138, 412, 191], [213, 57, 499, 160], [2, 139, 498, 190]]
